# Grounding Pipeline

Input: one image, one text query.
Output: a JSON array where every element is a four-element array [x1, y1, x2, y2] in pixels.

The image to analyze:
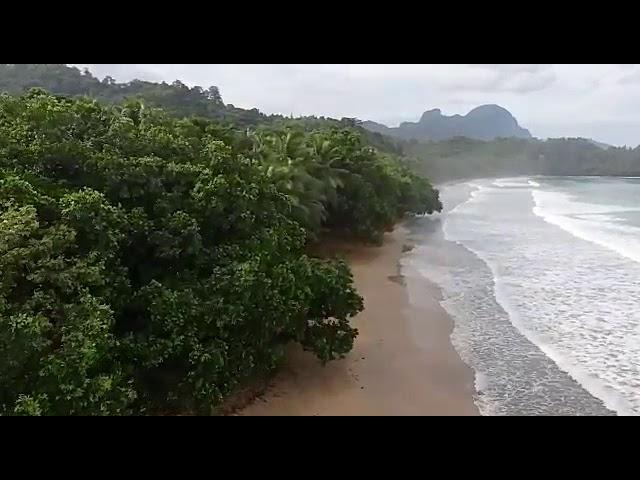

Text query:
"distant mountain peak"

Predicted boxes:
[[363, 104, 532, 142], [468, 103, 506, 112], [419, 108, 442, 121]]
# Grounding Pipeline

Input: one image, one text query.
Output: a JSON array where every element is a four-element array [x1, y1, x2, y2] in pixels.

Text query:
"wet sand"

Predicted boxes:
[[238, 226, 479, 416]]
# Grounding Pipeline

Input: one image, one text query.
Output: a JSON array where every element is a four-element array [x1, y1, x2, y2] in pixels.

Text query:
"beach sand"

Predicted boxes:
[[238, 226, 479, 416]]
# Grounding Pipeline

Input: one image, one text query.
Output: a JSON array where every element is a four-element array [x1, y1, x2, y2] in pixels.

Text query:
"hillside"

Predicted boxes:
[[0, 64, 274, 127], [404, 136, 640, 182], [0, 64, 405, 157], [585, 138, 612, 149], [363, 105, 532, 142]]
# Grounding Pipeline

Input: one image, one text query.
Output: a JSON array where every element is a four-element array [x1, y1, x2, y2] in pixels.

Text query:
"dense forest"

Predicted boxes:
[[0, 64, 404, 155], [405, 136, 640, 182], [0, 86, 440, 415], [0, 64, 259, 126]]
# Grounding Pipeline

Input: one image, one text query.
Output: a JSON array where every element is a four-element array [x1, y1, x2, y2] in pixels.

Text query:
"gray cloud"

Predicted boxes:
[[450, 64, 557, 93], [71, 64, 640, 146]]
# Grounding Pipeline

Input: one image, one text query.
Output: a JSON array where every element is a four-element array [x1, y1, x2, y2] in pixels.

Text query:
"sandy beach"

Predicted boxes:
[[238, 225, 479, 416]]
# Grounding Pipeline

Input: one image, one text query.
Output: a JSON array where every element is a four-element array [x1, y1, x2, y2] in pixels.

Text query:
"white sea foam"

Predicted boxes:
[[493, 178, 532, 188], [433, 177, 640, 416], [446, 183, 481, 215], [532, 189, 640, 264], [471, 242, 637, 416]]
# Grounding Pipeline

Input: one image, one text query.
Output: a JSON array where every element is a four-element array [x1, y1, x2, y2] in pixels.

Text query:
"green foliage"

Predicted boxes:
[[0, 64, 272, 128], [301, 260, 362, 363], [250, 127, 441, 243], [0, 65, 407, 156], [0, 90, 440, 415]]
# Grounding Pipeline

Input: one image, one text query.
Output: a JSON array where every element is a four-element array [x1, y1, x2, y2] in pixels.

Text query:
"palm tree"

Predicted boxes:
[[308, 133, 354, 206], [250, 129, 327, 235]]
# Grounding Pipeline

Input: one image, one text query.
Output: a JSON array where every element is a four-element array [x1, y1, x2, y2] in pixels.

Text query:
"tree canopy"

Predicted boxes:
[[0, 89, 441, 415], [405, 136, 640, 182], [0, 64, 270, 128]]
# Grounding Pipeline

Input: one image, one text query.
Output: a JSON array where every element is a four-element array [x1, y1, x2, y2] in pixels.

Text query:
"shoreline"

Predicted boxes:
[[237, 225, 479, 416]]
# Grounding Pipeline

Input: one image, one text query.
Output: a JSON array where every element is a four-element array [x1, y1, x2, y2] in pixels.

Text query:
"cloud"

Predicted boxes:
[[445, 64, 557, 93]]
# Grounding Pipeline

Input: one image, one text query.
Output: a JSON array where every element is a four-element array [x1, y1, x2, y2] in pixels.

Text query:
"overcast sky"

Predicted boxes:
[[72, 64, 640, 147]]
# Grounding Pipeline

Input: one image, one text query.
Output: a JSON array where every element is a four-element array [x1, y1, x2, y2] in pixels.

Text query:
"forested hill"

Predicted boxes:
[[405, 136, 640, 182], [0, 64, 404, 156], [0, 64, 267, 127]]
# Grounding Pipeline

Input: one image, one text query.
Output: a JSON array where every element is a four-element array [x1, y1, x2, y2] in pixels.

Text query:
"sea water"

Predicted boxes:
[[404, 176, 640, 415]]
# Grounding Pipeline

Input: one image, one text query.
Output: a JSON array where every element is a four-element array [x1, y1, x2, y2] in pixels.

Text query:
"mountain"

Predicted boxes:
[[362, 105, 532, 142]]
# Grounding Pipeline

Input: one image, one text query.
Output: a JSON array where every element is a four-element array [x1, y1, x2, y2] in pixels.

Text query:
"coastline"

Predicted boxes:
[[237, 225, 479, 416]]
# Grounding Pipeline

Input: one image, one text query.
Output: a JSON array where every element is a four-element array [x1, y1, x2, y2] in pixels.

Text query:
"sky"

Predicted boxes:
[[72, 64, 640, 147]]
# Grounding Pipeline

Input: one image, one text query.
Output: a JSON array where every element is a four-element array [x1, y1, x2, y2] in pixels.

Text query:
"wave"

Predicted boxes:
[[493, 178, 532, 188], [445, 182, 482, 215], [532, 189, 640, 264], [481, 249, 635, 416], [439, 179, 639, 415]]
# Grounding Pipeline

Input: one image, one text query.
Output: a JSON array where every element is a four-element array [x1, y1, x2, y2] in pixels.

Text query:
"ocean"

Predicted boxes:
[[404, 176, 640, 416]]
